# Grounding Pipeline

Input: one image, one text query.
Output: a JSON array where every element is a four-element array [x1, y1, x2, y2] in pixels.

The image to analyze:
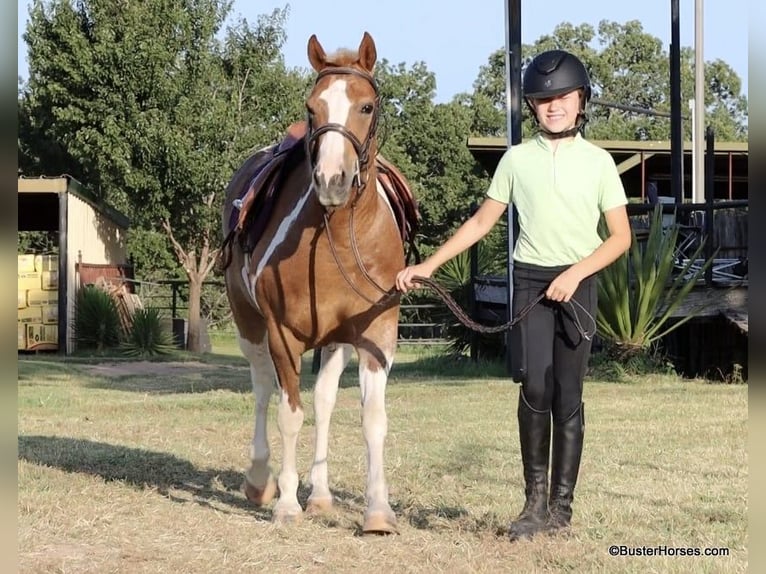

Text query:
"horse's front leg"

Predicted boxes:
[[307, 343, 353, 514], [357, 345, 398, 534], [269, 333, 306, 524]]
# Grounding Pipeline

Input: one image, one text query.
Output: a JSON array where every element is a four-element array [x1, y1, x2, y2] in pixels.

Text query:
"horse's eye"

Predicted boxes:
[[361, 104, 374, 115]]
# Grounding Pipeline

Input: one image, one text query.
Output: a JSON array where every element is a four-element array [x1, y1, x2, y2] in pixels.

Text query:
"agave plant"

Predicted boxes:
[[120, 307, 175, 357], [597, 205, 716, 357], [74, 286, 123, 351]]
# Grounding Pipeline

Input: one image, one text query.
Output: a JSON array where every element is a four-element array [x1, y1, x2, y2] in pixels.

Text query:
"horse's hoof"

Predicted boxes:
[[306, 496, 333, 515], [362, 511, 399, 535], [242, 475, 277, 506], [272, 506, 304, 525]]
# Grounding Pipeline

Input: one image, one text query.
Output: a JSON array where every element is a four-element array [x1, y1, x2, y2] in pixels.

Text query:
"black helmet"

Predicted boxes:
[[523, 50, 591, 103]]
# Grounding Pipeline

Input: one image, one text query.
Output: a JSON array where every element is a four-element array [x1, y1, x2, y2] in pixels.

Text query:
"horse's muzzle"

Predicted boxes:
[[316, 185, 352, 208]]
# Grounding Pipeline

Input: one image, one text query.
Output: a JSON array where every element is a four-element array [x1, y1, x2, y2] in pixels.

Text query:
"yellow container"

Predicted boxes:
[[18, 322, 27, 349], [26, 323, 58, 351], [34, 254, 58, 272], [18, 307, 42, 323], [41, 270, 58, 290], [18, 290, 27, 309], [26, 289, 58, 307], [18, 272, 42, 291], [18, 254, 36, 273], [41, 305, 58, 324]]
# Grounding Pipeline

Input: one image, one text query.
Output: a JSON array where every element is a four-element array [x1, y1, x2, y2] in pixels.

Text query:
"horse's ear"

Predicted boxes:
[[307, 34, 326, 72], [357, 31, 377, 72]]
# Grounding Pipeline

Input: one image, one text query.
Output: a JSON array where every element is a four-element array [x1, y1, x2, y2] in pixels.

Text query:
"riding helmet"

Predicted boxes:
[[522, 50, 591, 103]]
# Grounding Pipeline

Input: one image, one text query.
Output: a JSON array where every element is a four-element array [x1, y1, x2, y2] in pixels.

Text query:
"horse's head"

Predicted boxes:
[[306, 32, 380, 209]]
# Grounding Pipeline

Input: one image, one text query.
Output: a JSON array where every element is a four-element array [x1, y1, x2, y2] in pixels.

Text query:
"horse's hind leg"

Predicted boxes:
[[239, 335, 278, 506], [357, 345, 398, 534], [306, 343, 353, 514]]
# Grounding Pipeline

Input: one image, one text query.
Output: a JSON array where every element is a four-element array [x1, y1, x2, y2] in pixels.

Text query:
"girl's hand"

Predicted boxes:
[[396, 263, 434, 294], [546, 268, 583, 302]]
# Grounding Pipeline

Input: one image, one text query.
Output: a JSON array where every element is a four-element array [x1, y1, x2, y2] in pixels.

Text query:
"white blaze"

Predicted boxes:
[[316, 80, 351, 179]]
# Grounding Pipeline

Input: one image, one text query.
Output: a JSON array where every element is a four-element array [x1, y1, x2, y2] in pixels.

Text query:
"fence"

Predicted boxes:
[[129, 199, 747, 353], [132, 278, 446, 344]]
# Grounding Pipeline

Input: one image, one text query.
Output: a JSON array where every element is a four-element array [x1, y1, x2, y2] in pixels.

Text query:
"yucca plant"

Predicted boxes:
[[120, 307, 176, 357], [597, 205, 716, 358], [74, 286, 123, 351]]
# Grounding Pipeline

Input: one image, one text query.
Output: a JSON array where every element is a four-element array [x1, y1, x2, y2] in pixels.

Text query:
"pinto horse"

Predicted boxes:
[[221, 32, 416, 534]]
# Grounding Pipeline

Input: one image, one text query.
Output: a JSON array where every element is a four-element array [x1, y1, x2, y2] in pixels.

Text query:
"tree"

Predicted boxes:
[[19, 0, 306, 351], [469, 20, 748, 142]]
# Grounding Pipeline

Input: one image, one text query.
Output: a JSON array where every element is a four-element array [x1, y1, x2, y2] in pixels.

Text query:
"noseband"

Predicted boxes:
[[306, 67, 380, 188]]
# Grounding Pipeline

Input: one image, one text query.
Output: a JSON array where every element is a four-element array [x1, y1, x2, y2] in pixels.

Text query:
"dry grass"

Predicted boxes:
[[18, 348, 747, 573]]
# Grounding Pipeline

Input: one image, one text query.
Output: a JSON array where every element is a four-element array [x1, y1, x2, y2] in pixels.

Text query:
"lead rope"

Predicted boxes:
[[408, 275, 597, 340]]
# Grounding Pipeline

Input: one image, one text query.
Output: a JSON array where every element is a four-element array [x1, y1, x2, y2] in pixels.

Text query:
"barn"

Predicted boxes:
[[18, 176, 132, 354]]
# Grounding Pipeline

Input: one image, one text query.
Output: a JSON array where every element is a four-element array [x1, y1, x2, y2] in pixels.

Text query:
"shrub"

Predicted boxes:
[[120, 307, 175, 357], [74, 286, 123, 351]]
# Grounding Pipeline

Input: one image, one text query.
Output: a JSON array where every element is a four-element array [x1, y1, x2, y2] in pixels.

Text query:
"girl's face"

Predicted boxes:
[[530, 90, 582, 134]]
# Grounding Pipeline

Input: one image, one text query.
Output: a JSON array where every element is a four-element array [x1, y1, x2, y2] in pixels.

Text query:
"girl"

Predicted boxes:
[[396, 50, 631, 541]]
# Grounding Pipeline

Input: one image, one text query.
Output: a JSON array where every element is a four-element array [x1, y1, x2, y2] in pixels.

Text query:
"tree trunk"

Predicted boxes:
[[187, 277, 203, 352], [161, 218, 218, 353]]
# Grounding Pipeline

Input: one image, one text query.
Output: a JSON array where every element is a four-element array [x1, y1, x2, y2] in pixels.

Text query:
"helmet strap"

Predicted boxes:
[[536, 112, 589, 139]]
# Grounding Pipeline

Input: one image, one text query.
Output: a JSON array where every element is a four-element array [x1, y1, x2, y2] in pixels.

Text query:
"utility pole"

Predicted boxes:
[[694, 0, 705, 203], [504, 0, 521, 374], [670, 0, 683, 204]]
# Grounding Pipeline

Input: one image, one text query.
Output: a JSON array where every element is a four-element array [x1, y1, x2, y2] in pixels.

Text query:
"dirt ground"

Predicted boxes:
[[82, 360, 246, 378]]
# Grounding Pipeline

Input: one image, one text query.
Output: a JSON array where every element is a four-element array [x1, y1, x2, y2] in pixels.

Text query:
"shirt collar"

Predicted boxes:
[[534, 132, 583, 151]]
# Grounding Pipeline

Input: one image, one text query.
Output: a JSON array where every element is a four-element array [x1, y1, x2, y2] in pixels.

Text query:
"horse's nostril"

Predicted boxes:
[[329, 173, 344, 188]]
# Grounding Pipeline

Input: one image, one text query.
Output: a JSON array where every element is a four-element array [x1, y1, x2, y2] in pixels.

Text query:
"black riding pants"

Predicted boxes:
[[510, 261, 597, 422]]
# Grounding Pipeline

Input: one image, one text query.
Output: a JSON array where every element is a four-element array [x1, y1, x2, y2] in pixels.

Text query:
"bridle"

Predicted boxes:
[[305, 66, 392, 305], [306, 66, 381, 190]]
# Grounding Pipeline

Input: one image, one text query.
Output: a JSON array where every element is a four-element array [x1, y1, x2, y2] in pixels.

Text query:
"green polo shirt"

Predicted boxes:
[[486, 133, 628, 266]]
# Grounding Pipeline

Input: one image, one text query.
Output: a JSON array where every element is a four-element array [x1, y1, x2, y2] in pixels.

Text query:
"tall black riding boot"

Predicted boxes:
[[508, 391, 551, 542], [547, 403, 585, 533]]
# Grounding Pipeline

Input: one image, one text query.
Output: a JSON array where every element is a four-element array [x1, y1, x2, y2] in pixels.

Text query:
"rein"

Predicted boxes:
[[322, 210, 390, 305]]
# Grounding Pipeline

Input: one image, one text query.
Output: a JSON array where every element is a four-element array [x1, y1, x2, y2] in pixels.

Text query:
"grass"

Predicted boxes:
[[17, 340, 748, 573]]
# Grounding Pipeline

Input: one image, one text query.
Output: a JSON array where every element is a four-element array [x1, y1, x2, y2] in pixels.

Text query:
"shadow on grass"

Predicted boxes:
[[19, 434, 484, 533], [18, 434, 267, 517]]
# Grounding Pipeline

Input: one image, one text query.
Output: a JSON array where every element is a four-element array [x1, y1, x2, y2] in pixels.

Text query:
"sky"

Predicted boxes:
[[17, 0, 749, 103]]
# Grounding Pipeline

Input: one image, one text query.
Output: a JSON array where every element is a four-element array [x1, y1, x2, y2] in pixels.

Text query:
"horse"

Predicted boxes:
[[220, 32, 418, 534]]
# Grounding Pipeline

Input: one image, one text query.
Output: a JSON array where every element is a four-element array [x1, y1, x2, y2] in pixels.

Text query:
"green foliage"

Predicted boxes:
[[126, 229, 183, 280], [596, 205, 715, 356], [120, 307, 175, 357], [18, 231, 57, 254], [470, 20, 747, 143], [74, 286, 122, 351]]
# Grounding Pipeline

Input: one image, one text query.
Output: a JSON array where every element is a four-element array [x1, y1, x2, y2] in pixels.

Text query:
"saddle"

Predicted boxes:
[[224, 121, 420, 263]]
